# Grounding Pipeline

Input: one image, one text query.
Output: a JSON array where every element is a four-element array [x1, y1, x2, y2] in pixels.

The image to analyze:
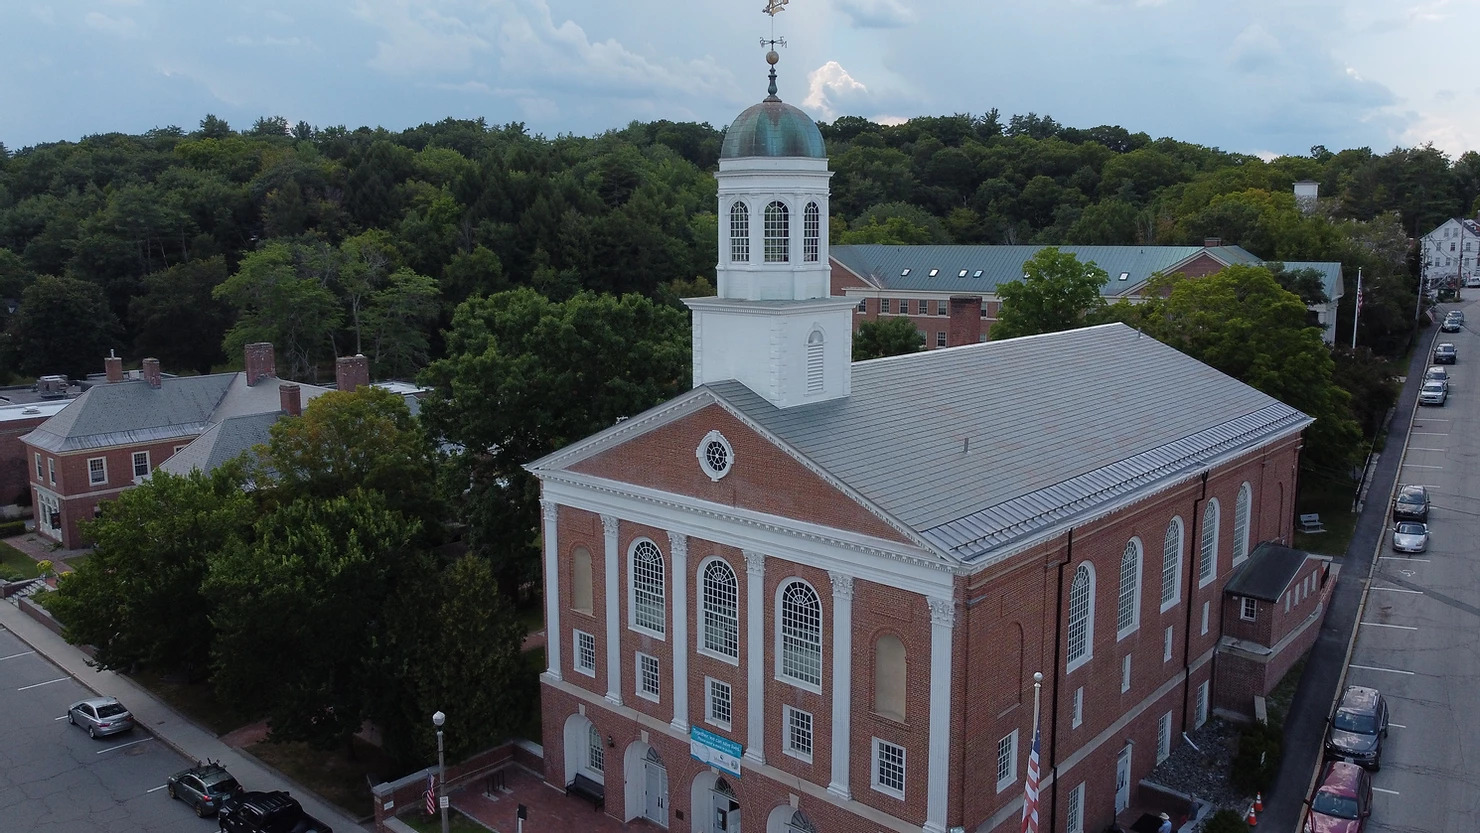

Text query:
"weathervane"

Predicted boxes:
[[759, 0, 791, 100]]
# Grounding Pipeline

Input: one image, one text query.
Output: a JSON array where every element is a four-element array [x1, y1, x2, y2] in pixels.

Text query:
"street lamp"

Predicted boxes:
[[432, 710, 449, 833]]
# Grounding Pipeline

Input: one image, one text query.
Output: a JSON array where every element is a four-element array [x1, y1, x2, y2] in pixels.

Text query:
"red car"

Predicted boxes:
[[1305, 760, 1373, 832]]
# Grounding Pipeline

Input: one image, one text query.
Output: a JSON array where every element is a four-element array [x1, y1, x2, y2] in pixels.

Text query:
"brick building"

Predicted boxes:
[[524, 58, 1316, 833], [20, 343, 337, 548]]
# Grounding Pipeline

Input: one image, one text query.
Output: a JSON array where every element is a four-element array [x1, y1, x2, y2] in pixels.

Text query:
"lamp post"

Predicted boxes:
[[432, 710, 449, 833]]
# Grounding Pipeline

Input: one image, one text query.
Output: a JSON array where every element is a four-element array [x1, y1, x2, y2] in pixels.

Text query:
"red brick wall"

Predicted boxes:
[[26, 437, 192, 547], [0, 416, 47, 504]]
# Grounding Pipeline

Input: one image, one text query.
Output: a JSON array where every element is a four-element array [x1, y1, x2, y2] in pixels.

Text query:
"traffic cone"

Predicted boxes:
[[1254, 792, 1263, 813], [1246, 803, 1258, 826]]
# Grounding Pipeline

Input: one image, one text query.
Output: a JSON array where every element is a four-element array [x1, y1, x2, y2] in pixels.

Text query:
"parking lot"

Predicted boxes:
[[0, 625, 208, 833], [1330, 308, 1480, 832]]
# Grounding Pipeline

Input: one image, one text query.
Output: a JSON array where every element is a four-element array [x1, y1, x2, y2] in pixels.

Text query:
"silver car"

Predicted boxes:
[[1419, 380, 1448, 405], [1392, 521, 1429, 554], [67, 696, 135, 738]]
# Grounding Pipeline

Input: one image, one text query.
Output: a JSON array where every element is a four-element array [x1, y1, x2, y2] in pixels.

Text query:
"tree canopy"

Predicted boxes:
[[990, 247, 1109, 340]]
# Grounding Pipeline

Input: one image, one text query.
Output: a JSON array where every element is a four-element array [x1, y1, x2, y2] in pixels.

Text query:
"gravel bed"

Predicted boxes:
[[1146, 717, 1253, 817]]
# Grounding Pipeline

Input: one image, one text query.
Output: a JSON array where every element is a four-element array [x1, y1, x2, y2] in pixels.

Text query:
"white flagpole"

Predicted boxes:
[[1351, 267, 1362, 349]]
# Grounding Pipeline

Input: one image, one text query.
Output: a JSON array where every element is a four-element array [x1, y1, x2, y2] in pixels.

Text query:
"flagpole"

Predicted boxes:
[[1351, 267, 1362, 349], [1021, 671, 1044, 833]]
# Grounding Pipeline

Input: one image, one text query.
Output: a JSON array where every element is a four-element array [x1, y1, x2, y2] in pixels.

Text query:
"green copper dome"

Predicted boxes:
[[720, 98, 826, 160]]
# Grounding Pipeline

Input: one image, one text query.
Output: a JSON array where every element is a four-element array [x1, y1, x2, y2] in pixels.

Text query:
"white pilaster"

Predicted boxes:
[[541, 501, 561, 682], [669, 531, 690, 731], [602, 514, 622, 706], [924, 597, 957, 833], [828, 571, 854, 799], [744, 550, 766, 764]]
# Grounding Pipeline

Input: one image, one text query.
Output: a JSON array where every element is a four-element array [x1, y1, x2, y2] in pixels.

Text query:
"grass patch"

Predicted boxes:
[[126, 668, 254, 736], [246, 734, 395, 820], [0, 539, 40, 581], [1293, 473, 1359, 556], [398, 810, 490, 833]]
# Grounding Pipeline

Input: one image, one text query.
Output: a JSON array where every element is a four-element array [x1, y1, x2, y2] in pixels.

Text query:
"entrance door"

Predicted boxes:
[[712, 788, 741, 832], [644, 759, 669, 826], [1115, 743, 1132, 813]]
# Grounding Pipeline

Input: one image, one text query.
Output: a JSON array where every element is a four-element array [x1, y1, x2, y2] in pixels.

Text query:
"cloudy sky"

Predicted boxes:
[[2, 0, 1476, 159]]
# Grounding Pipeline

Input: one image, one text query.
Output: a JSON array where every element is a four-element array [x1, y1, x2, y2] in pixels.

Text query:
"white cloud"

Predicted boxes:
[[833, 0, 915, 28], [354, 0, 491, 75], [1226, 23, 1282, 73], [802, 60, 871, 120], [83, 11, 140, 38]]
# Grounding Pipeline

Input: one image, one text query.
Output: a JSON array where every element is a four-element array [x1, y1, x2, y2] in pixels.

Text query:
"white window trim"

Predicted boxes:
[[1116, 538, 1142, 640], [995, 728, 1018, 792], [705, 677, 732, 730], [132, 450, 150, 480], [47, 457, 55, 486], [1240, 597, 1257, 621], [696, 430, 734, 482], [628, 538, 666, 640], [1232, 483, 1252, 565], [1071, 686, 1084, 728], [1199, 499, 1220, 588], [1066, 562, 1095, 673], [1196, 680, 1210, 728], [573, 629, 597, 677], [1163, 625, 1173, 663], [870, 737, 906, 799], [1157, 711, 1172, 763], [1067, 782, 1085, 833], [696, 556, 741, 666], [1160, 517, 1183, 613], [87, 456, 107, 486], [34, 453, 42, 479], [783, 705, 814, 763], [774, 578, 824, 694], [1121, 654, 1132, 693], [635, 652, 660, 703], [1201, 600, 1210, 635]]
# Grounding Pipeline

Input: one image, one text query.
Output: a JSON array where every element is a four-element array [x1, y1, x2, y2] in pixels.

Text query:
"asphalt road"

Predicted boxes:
[[0, 626, 208, 833]]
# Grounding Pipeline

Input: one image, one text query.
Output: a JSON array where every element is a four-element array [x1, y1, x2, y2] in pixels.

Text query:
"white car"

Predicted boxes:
[[1392, 521, 1429, 553], [1419, 380, 1448, 405]]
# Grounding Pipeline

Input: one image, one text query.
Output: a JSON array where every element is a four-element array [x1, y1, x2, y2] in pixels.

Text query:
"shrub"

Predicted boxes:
[[1201, 808, 1249, 833], [1230, 720, 1281, 793], [0, 520, 27, 537]]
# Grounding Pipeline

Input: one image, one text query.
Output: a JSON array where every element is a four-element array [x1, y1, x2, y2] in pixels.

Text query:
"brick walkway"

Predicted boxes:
[[448, 765, 637, 833]]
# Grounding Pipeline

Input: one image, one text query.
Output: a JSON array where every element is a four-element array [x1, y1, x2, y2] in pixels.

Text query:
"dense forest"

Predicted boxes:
[[1, 110, 1476, 384]]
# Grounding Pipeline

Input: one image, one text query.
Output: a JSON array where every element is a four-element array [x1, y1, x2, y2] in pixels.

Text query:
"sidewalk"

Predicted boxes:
[[0, 596, 370, 832]]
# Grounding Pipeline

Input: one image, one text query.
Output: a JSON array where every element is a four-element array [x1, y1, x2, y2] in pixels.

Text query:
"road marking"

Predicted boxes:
[[97, 737, 152, 754], [1379, 557, 1430, 562], [1361, 621, 1418, 630], [17, 677, 67, 691], [54, 715, 68, 721], [146, 784, 169, 793], [1409, 447, 1447, 451], [1389, 723, 1407, 729], [0, 650, 35, 661], [1403, 464, 1444, 469], [1350, 664, 1415, 675], [1373, 787, 1401, 795], [1411, 432, 1449, 436], [1369, 587, 1424, 594]]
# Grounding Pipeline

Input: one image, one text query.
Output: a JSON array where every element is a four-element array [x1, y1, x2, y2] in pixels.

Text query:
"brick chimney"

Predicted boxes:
[[947, 295, 984, 347], [245, 343, 276, 387], [279, 383, 302, 417], [142, 358, 161, 389], [336, 354, 370, 392], [1203, 237, 1223, 248], [105, 354, 123, 383]]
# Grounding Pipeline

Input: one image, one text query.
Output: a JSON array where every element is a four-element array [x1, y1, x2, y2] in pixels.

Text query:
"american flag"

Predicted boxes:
[[1021, 725, 1042, 833], [425, 772, 436, 815]]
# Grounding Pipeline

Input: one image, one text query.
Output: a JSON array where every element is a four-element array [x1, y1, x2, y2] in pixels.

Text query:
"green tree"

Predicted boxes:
[[3, 274, 122, 379], [129, 256, 232, 374], [214, 241, 344, 379], [990, 247, 1109, 340], [853, 315, 925, 360], [47, 465, 253, 676]]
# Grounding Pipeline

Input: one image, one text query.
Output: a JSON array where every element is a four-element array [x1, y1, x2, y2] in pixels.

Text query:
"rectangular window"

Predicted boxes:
[[936, 331, 946, 348], [132, 451, 150, 478], [48, 458, 55, 486], [1196, 680, 1210, 728], [881, 299, 892, 314], [574, 630, 597, 677], [1285, 591, 1292, 613], [1121, 654, 1132, 693], [1201, 600, 1210, 635], [88, 457, 106, 485], [898, 299, 909, 315], [636, 652, 660, 702], [1241, 597, 1257, 621], [784, 706, 813, 762], [1164, 626, 1174, 662], [979, 303, 988, 319], [1157, 712, 1172, 763], [1072, 686, 1084, 728], [34, 453, 42, 479], [872, 738, 906, 798], [995, 729, 1018, 792], [707, 678, 732, 728], [857, 298, 867, 313], [937, 300, 949, 315], [1067, 782, 1085, 833]]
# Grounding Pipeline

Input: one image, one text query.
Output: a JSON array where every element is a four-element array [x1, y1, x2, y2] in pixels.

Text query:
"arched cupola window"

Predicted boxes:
[[764, 201, 790, 263], [730, 202, 750, 263], [803, 202, 820, 262]]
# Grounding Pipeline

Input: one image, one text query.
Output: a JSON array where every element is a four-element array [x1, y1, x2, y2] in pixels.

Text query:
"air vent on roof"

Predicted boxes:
[[901, 268, 910, 276], [929, 268, 939, 277], [1119, 272, 1130, 281], [22, 407, 41, 415]]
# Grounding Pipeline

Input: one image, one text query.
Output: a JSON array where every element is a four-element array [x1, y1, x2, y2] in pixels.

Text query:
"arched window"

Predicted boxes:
[[572, 546, 593, 614], [1116, 539, 1141, 638], [803, 202, 820, 262], [787, 810, 819, 833], [1161, 518, 1182, 610], [806, 329, 824, 394], [1199, 499, 1220, 586], [1067, 564, 1094, 669], [764, 201, 790, 263], [587, 724, 605, 773], [1233, 483, 1252, 564], [701, 558, 739, 659], [730, 202, 750, 262], [874, 634, 906, 721], [778, 580, 822, 688], [631, 539, 665, 636]]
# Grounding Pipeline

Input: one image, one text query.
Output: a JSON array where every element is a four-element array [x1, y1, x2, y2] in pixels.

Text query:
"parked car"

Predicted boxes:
[[218, 791, 331, 833], [66, 696, 135, 739], [1305, 760, 1373, 832], [1419, 380, 1449, 405], [1442, 311, 1464, 331], [1324, 685, 1389, 771], [1392, 521, 1429, 553], [1434, 342, 1458, 364], [166, 761, 244, 817], [1424, 365, 1451, 385], [1393, 484, 1431, 521]]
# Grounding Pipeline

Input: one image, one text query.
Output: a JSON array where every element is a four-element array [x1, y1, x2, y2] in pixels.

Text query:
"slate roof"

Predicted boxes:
[[539, 323, 1312, 566], [156, 412, 280, 476], [830, 244, 1264, 297], [1224, 542, 1311, 602]]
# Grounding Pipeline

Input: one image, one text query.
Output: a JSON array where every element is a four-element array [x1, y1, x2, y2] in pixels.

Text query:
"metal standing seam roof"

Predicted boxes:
[[829, 244, 1265, 296], [1278, 261, 1345, 303], [704, 323, 1311, 564], [1223, 542, 1311, 602]]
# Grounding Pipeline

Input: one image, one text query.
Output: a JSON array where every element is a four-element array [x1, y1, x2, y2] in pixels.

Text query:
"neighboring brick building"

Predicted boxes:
[[0, 399, 69, 506], [21, 344, 333, 548], [524, 58, 1316, 833]]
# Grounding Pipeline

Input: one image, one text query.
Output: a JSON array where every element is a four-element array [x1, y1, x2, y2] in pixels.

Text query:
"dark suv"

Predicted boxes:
[[1392, 484, 1430, 522], [218, 791, 332, 833], [1323, 685, 1389, 771]]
